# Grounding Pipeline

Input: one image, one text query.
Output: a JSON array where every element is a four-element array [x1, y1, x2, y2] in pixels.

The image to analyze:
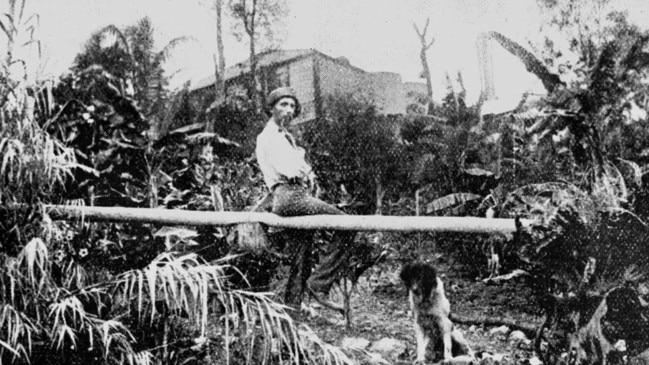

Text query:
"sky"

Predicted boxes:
[[4, 0, 649, 105]]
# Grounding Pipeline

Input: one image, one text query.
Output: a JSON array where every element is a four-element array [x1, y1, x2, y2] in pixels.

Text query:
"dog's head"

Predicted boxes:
[[400, 262, 438, 303]]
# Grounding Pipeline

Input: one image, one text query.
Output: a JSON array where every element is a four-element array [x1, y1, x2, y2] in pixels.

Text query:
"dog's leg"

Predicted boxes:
[[410, 291, 429, 363], [438, 316, 454, 360], [451, 327, 472, 357], [414, 319, 429, 363]]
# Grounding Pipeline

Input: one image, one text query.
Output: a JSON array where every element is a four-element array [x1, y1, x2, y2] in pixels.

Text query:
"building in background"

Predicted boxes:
[[190, 49, 410, 124]]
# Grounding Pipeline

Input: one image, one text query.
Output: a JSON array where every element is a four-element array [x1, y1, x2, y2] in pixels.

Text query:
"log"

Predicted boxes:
[[40, 205, 532, 233]]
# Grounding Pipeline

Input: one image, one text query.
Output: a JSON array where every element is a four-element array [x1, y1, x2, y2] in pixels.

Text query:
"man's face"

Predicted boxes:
[[272, 97, 297, 128]]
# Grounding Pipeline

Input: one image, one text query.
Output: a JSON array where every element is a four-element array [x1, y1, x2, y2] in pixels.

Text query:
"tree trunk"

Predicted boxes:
[[247, 0, 260, 111], [249, 42, 260, 111], [420, 48, 434, 114], [375, 174, 384, 215], [39, 204, 530, 233], [414, 19, 435, 114], [214, 0, 226, 98]]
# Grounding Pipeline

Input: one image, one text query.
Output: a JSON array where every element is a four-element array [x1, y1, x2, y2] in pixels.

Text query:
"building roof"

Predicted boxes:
[[190, 49, 315, 92]]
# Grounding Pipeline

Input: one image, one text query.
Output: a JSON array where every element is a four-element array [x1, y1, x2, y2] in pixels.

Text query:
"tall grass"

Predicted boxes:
[[1, 0, 78, 205]]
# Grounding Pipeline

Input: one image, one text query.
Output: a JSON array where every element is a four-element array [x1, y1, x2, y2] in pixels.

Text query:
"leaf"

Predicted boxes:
[[426, 193, 482, 214], [0, 338, 20, 357], [462, 167, 494, 177], [618, 158, 642, 187], [0, 18, 11, 38], [153, 226, 198, 240]]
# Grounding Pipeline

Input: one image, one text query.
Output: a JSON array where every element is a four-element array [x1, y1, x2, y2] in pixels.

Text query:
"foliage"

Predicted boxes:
[[301, 93, 404, 214], [401, 76, 484, 189], [0, 0, 78, 257], [0, 5, 359, 364], [394, 9, 649, 361], [476, 5, 649, 361], [0, 229, 355, 365], [39, 17, 196, 206], [48, 67, 150, 206], [400, 83, 498, 217], [73, 17, 191, 126], [188, 89, 267, 157], [228, 0, 289, 109], [152, 130, 264, 212], [228, 0, 288, 49], [0, 0, 76, 203]]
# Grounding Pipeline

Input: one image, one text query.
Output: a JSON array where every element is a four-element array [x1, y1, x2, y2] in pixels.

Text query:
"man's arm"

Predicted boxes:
[[257, 132, 311, 181]]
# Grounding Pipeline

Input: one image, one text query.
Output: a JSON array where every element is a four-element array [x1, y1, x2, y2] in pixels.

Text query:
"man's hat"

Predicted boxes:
[[265, 87, 301, 117]]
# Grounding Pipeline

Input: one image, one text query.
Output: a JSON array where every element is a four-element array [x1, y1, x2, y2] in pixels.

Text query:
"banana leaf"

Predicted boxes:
[[426, 192, 482, 215]]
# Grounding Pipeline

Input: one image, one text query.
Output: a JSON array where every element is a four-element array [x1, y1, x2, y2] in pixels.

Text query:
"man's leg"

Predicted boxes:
[[279, 191, 356, 295], [272, 185, 356, 298], [307, 230, 355, 294], [283, 228, 315, 306]]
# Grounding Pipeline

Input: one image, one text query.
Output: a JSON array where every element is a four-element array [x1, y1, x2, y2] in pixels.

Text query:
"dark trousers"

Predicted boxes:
[[271, 184, 356, 306]]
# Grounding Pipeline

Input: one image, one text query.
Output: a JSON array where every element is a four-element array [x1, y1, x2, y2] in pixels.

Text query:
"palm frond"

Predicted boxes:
[[94, 24, 132, 56], [125, 350, 155, 365], [61, 260, 89, 289], [16, 238, 49, 289], [115, 253, 226, 326], [98, 319, 136, 360], [0, 339, 21, 359], [0, 304, 37, 362], [154, 36, 195, 65], [47, 294, 142, 362], [214, 289, 354, 365], [618, 158, 643, 187], [112, 253, 353, 364]]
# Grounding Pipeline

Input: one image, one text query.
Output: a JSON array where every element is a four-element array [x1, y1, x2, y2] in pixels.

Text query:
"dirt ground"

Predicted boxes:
[[300, 260, 544, 364]]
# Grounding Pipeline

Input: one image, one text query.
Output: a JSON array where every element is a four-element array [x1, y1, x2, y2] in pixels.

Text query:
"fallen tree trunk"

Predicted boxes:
[[450, 313, 539, 338], [39, 205, 531, 233]]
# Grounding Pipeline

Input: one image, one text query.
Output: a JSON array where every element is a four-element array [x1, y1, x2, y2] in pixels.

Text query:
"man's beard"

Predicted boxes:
[[278, 114, 293, 128]]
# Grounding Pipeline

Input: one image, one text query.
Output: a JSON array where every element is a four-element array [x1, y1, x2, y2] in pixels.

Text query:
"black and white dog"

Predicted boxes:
[[400, 262, 473, 363]]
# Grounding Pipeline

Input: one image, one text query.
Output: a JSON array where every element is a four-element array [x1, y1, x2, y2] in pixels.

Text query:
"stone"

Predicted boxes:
[[341, 337, 370, 351], [508, 330, 529, 344], [364, 352, 390, 365], [478, 352, 507, 363], [368, 337, 407, 360], [489, 325, 510, 336]]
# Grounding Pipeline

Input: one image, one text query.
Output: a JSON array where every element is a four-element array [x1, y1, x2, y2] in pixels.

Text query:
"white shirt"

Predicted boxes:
[[256, 118, 313, 190]]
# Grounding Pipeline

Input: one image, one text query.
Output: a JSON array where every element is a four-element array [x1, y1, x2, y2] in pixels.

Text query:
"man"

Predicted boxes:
[[256, 87, 355, 305]]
